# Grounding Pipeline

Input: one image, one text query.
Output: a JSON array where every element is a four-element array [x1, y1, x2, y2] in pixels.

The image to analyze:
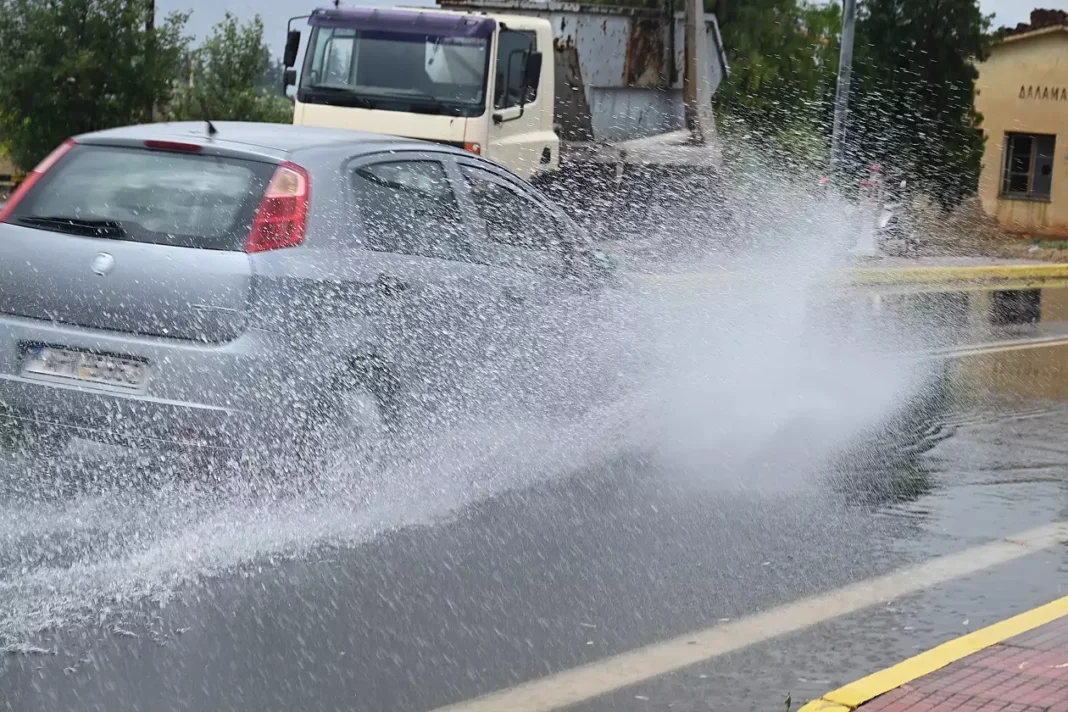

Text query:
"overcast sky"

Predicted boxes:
[[983, 0, 1068, 27], [158, 0, 1068, 55]]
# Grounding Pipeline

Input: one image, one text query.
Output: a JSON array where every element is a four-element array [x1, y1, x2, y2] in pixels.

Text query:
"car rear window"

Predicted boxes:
[[10, 144, 277, 250]]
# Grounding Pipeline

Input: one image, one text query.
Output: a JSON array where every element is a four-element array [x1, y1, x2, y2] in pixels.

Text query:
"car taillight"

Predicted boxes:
[[0, 138, 76, 222], [246, 162, 310, 253]]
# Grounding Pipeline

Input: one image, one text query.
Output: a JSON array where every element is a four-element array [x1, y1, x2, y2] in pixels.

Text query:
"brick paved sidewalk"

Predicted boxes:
[[801, 598, 1068, 712], [862, 616, 1068, 711]]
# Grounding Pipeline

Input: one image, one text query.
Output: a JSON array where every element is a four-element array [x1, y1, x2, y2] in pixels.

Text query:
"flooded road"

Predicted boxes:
[[4, 286, 1068, 711]]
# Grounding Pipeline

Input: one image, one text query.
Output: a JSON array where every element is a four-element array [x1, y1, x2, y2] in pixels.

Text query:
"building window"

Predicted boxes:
[[1002, 133, 1056, 200]]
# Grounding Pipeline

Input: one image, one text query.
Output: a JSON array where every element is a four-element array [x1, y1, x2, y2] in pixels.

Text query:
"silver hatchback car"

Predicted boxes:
[[0, 122, 613, 461]]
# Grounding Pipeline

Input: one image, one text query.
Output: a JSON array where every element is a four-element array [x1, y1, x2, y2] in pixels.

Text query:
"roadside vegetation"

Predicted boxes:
[[0, 0, 1017, 254], [0, 0, 287, 172]]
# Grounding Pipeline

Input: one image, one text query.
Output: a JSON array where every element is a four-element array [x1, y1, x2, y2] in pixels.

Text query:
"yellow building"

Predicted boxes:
[[976, 19, 1068, 236]]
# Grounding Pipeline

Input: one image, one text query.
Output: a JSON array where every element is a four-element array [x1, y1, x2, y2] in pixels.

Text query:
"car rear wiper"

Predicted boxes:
[[17, 216, 127, 237]]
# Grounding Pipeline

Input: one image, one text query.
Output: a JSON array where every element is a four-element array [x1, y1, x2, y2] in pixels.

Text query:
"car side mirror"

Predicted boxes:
[[522, 51, 543, 104], [563, 244, 616, 286], [283, 68, 297, 89], [284, 30, 301, 68]]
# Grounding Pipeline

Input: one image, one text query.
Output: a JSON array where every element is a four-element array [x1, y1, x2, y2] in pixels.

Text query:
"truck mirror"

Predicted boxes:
[[284, 30, 301, 68], [523, 51, 543, 101], [283, 68, 297, 89]]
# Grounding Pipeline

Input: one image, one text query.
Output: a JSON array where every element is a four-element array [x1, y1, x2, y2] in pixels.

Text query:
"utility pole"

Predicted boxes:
[[683, 0, 713, 144], [830, 0, 857, 173], [145, 0, 156, 122]]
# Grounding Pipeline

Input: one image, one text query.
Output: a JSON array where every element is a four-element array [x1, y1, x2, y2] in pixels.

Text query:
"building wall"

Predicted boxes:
[[976, 31, 1068, 236]]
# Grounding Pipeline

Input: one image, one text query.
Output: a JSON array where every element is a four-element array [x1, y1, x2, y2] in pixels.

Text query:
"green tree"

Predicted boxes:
[[848, 0, 991, 205], [591, 0, 843, 167], [714, 0, 842, 144], [261, 58, 288, 97], [168, 13, 292, 123], [0, 0, 188, 169]]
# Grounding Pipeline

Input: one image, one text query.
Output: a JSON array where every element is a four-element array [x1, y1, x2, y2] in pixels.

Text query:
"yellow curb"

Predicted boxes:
[[850, 264, 1068, 285], [841, 278, 1068, 295], [799, 701, 851, 712], [642, 263, 1068, 290], [800, 595, 1068, 712]]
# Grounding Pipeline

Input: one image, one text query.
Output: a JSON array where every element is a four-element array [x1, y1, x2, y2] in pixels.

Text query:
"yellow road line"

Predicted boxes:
[[924, 335, 1068, 360], [802, 596, 1068, 711]]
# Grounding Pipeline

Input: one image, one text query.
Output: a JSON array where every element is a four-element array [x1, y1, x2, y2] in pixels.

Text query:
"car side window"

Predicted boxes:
[[352, 160, 465, 259], [460, 165, 560, 250]]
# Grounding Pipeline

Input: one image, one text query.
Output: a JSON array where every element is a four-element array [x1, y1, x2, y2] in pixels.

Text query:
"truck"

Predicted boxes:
[[281, 0, 730, 240]]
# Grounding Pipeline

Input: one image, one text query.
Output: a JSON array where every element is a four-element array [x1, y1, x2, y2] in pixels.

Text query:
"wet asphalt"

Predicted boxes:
[[5, 305, 1068, 711]]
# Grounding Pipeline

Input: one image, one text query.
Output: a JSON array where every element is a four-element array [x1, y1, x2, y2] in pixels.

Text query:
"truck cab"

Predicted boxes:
[[287, 6, 558, 179]]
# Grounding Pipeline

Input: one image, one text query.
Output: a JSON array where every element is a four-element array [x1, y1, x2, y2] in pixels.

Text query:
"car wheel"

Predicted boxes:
[[311, 382, 391, 475]]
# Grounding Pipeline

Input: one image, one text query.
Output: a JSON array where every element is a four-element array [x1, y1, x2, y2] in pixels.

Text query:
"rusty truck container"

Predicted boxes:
[[436, 0, 727, 146], [436, 0, 730, 242]]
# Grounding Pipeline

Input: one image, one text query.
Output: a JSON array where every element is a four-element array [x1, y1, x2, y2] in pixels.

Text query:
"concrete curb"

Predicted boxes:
[[799, 596, 1068, 712]]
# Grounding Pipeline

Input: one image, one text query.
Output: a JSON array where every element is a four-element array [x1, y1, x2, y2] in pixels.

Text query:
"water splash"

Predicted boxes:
[[0, 158, 941, 643]]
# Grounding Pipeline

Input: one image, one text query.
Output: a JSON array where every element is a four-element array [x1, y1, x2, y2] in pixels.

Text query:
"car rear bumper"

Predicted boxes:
[[0, 374, 247, 449], [0, 314, 302, 450]]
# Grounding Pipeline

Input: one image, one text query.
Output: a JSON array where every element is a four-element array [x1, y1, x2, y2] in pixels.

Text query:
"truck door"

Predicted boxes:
[[487, 27, 552, 179]]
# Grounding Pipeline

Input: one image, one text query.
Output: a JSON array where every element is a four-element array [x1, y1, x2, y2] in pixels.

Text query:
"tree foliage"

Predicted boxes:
[[261, 59, 289, 97], [713, 0, 842, 148], [712, 0, 992, 201], [586, 0, 842, 166], [848, 0, 991, 206], [167, 13, 292, 124], [0, 3, 289, 170], [0, 0, 188, 169]]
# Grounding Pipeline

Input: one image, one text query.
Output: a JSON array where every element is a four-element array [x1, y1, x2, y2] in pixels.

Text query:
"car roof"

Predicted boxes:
[[73, 121, 463, 161]]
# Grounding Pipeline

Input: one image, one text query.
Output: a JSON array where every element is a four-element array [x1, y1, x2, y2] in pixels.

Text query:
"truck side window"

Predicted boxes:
[[461, 166, 559, 250], [352, 161, 465, 260], [495, 30, 536, 109]]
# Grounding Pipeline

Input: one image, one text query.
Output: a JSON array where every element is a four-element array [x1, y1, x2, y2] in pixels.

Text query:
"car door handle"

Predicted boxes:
[[502, 286, 526, 304], [375, 275, 410, 297]]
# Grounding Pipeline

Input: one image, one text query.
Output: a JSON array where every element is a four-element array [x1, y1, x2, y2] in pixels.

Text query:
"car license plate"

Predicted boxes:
[[22, 346, 148, 390]]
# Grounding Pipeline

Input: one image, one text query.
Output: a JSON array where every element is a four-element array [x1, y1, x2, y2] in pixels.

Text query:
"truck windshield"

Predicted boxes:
[[298, 26, 489, 117]]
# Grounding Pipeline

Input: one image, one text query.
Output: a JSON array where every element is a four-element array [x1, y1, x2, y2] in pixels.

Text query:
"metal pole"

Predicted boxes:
[[683, 0, 712, 144], [683, 0, 701, 141], [145, 0, 155, 123], [666, 0, 677, 86], [830, 0, 857, 173]]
